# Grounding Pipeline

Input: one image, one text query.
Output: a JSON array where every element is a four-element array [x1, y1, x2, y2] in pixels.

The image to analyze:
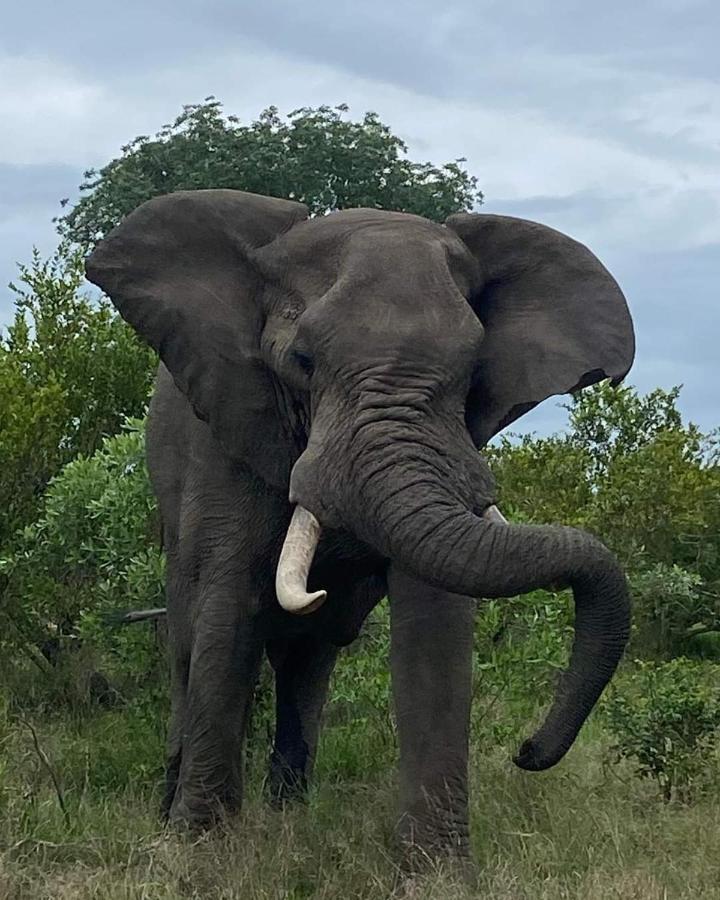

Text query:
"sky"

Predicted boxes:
[[1, 0, 718, 436]]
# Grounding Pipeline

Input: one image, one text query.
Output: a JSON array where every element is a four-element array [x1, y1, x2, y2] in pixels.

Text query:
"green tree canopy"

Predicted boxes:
[[489, 382, 720, 578], [0, 252, 156, 547], [58, 99, 482, 249], [488, 383, 720, 654]]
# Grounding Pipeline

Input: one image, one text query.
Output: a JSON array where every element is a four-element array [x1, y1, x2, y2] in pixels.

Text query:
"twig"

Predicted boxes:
[[104, 607, 167, 625], [20, 717, 71, 829]]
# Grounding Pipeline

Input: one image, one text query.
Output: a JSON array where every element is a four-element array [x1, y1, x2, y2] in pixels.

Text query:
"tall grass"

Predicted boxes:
[[1, 670, 719, 899]]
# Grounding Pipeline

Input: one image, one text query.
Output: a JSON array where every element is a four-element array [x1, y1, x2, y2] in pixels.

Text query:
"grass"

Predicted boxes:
[[1, 675, 719, 900]]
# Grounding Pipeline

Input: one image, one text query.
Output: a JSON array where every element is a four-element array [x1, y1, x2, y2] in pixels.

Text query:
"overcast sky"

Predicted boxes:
[[2, 0, 718, 435]]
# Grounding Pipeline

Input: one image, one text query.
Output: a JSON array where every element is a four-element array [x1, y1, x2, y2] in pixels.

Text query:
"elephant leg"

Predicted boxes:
[[161, 558, 196, 818], [167, 574, 264, 827], [266, 634, 339, 805], [388, 565, 475, 863]]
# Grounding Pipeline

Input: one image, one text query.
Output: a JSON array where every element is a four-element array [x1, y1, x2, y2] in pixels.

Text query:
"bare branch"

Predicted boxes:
[[104, 607, 167, 625], [20, 717, 70, 828]]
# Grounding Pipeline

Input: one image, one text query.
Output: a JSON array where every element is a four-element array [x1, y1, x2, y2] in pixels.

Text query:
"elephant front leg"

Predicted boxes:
[[388, 566, 475, 864], [266, 634, 338, 805], [168, 579, 263, 827]]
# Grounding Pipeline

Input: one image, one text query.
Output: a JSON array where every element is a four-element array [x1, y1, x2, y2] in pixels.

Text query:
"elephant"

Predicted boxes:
[[85, 189, 634, 860]]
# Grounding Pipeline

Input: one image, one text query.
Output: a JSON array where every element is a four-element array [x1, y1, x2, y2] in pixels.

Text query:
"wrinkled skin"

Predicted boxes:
[[86, 190, 635, 861]]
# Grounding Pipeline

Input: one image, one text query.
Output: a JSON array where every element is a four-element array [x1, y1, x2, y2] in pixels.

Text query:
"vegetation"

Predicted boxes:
[[604, 658, 720, 802], [1, 701, 719, 899], [58, 99, 482, 250], [0, 420, 163, 693], [1, 99, 719, 897], [0, 253, 155, 551]]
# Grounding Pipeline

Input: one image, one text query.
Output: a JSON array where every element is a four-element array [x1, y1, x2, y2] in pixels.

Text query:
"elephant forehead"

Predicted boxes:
[[287, 207, 440, 243], [262, 209, 477, 300]]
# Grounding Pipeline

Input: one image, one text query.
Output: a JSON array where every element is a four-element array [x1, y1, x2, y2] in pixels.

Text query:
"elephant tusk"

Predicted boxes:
[[483, 504, 508, 523], [276, 506, 327, 615]]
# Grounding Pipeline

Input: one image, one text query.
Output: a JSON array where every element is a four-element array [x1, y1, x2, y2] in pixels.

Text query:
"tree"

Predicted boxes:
[[0, 251, 156, 547], [58, 100, 482, 249], [487, 382, 720, 654], [488, 383, 720, 572]]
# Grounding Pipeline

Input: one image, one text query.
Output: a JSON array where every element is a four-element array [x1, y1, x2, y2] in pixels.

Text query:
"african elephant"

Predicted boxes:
[[85, 189, 634, 859]]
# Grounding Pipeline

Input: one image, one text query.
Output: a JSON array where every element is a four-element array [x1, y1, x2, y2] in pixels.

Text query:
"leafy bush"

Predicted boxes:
[[489, 382, 720, 656], [0, 251, 155, 547], [604, 658, 720, 800], [630, 564, 720, 656], [474, 590, 572, 693], [0, 419, 163, 692], [489, 384, 720, 572], [471, 587, 574, 748], [323, 605, 395, 778]]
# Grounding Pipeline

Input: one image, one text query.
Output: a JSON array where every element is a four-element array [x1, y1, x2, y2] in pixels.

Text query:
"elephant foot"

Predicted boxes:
[[395, 813, 471, 875], [267, 753, 309, 809], [392, 858, 478, 898], [165, 780, 242, 832]]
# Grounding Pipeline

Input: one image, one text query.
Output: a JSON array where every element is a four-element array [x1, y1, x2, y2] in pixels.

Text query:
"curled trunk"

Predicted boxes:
[[362, 450, 630, 771]]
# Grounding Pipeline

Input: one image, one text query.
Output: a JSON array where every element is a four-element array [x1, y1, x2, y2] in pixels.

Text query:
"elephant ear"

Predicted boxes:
[[445, 212, 635, 447], [85, 189, 308, 486]]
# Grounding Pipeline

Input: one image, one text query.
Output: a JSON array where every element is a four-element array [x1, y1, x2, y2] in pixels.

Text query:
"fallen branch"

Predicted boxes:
[[103, 607, 167, 625]]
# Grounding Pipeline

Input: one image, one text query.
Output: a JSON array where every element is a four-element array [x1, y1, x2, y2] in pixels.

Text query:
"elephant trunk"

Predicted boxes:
[[360, 448, 631, 772]]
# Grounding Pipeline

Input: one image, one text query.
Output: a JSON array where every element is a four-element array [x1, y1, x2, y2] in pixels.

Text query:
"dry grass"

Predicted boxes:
[[1, 700, 719, 900]]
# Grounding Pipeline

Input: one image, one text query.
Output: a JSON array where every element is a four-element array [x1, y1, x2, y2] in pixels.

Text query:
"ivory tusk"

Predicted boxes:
[[483, 504, 508, 523], [276, 506, 327, 614]]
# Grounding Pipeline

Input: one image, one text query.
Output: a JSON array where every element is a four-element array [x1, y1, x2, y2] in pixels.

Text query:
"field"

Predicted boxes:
[[1, 645, 719, 900]]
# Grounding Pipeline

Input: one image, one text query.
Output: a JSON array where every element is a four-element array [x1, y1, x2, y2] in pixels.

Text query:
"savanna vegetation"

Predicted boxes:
[[1, 100, 718, 899]]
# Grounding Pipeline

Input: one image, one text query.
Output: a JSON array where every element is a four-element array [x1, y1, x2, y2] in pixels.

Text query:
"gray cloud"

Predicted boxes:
[[0, 163, 79, 210], [612, 244, 720, 430], [0, 163, 82, 320]]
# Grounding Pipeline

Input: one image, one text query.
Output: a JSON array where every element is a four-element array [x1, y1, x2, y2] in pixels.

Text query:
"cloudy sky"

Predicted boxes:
[[2, 0, 718, 435]]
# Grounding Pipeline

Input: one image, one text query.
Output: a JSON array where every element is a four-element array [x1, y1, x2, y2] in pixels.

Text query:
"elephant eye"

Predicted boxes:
[[293, 349, 315, 376]]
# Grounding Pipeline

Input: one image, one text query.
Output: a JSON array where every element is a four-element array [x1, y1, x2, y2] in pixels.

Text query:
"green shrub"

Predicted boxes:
[[0, 251, 155, 547], [630, 564, 720, 656], [471, 587, 574, 747], [0, 418, 163, 694], [489, 383, 720, 574], [322, 604, 395, 778], [604, 658, 720, 801], [489, 382, 720, 665]]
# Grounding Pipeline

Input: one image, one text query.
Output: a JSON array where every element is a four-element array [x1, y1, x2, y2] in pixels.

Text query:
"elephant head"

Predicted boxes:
[[85, 189, 634, 771]]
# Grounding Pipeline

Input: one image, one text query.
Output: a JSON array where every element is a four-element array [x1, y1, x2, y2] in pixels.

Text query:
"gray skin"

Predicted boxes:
[[85, 189, 634, 859]]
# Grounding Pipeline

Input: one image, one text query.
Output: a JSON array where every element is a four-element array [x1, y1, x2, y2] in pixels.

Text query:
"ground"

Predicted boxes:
[[1, 685, 718, 900]]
